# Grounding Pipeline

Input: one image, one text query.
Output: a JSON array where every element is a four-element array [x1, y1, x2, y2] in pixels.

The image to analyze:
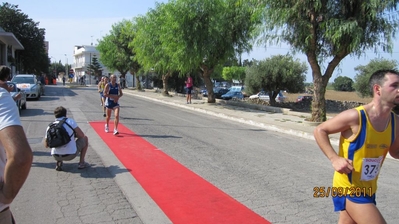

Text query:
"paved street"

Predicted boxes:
[[10, 83, 399, 224]]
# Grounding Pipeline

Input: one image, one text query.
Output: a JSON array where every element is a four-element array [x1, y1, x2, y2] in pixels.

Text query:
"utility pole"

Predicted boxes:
[[64, 54, 68, 81]]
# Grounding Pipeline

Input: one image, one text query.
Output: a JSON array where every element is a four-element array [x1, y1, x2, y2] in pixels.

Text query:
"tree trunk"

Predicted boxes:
[[136, 75, 142, 90], [162, 72, 170, 96], [308, 56, 345, 122], [311, 77, 327, 122], [201, 65, 215, 103]]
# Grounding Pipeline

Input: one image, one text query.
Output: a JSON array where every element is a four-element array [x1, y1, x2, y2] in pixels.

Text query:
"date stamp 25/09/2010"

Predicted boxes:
[[313, 186, 372, 198]]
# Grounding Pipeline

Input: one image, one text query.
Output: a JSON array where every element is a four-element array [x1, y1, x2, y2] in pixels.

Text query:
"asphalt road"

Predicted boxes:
[[10, 84, 399, 224]]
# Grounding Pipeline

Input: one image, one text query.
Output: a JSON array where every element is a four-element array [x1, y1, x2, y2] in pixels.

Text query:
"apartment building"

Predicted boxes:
[[72, 45, 109, 84]]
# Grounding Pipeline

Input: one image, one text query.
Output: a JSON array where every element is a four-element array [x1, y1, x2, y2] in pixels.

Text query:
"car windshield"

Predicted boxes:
[[12, 77, 35, 84]]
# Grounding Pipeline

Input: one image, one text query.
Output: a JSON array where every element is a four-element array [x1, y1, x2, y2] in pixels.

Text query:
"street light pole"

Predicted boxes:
[[65, 54, 68, 82]]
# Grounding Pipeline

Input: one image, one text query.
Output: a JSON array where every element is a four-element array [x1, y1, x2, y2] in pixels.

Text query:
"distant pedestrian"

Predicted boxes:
[[185, 73, 193, 104], [104, 74, 123, 135], [62, 76, 66, 86], [120, 76, 125, 89], [0, 65, 33, 224], [314, 69, 399, 223], [44, 106, 89, 171]]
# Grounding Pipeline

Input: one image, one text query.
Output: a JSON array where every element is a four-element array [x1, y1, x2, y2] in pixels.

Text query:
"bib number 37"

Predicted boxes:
[[361, 156, 383, 181]]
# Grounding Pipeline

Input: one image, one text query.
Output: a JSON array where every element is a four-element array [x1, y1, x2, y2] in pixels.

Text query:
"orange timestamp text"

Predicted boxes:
[[313, 186, 372, 198]]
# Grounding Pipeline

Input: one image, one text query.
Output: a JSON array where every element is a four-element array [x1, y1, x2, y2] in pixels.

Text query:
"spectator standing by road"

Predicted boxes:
[[314, 69, 399, 224], [62, 76, 66, 86], [120, 76, 125, 89], [39, 75, 45, 95], [185, 73, 193, 104], [104, 74, 123, 135], [44, 106, 89, 171], [0, 65, 33, 223]]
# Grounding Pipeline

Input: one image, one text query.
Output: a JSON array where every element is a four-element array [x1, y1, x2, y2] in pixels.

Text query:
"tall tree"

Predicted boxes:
[[0, 3, 49, 74], [332, 76, 354, 92], [244, 55, 307, 103], [87, 55, 102, 79], [166, 0, 262, 102], [133, 3, 180, 95], [97, 20, 140, 85], [257, 0, 399, 121], [222, 66, 246, 85]]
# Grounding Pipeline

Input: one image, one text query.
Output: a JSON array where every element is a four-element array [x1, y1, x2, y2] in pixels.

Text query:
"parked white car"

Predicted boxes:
[[11, 74, 43, 100], [249, 91, 286, 102]]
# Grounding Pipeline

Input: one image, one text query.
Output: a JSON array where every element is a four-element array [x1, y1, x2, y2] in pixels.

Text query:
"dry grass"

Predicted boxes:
[[285, 90, 372, 104]]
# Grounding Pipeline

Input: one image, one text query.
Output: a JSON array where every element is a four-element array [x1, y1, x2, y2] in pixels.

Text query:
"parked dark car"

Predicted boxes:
[[296, 95, 313, 102], [214, 87, 230, 99], [202, 89, 208, 97], [221, 91, 244, 100], [202, 87, 230, 98]]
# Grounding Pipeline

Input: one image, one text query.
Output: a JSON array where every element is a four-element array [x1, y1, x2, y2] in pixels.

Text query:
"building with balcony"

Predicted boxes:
[[0, 27, 24, 76], [72, 44, 136, 87], [72, 45, 111, 84]]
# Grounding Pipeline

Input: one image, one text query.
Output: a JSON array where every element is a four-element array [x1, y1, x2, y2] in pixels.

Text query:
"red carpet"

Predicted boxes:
[[90, 122, 271, 224]]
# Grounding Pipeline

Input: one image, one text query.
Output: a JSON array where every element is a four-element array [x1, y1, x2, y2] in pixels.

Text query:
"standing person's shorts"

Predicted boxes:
[[52, 138, 86, 161], [187, 86, 193, 94]]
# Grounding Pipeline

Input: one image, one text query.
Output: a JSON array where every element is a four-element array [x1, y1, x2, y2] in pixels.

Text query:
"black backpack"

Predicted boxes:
[[46, 118, 75, 148]]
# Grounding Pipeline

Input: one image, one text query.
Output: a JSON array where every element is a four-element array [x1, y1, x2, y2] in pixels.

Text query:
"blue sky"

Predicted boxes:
[[5, 0, 399, 82]]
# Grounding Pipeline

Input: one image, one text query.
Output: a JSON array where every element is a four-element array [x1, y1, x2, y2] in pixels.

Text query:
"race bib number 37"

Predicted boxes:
[[361, 156, 383, 181]]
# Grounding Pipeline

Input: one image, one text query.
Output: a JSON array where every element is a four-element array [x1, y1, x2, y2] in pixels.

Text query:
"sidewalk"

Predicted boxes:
[[122, 88, 341, 146]]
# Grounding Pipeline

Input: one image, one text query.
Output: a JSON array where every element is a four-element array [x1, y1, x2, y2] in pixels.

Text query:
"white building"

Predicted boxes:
[[72, 45, 111, 84], [72, 44, 136, 87]]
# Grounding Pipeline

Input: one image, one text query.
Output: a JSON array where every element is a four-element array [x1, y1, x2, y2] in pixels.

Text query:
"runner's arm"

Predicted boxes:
[[103, 83, 110, 97], [97, 82, 102, 92], [389, 114, 399, 159], [314, 109, 358, 173]]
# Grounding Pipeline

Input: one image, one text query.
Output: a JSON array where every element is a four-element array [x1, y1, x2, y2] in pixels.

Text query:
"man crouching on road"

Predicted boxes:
[[44, 106, 89, 171]]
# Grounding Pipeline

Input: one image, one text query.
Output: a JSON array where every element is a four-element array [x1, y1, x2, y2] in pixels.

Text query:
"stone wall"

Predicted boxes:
[[246, 98, 364, 113]]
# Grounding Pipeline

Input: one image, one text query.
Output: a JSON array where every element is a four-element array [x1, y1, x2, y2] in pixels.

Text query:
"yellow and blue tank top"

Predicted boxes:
[[333, 106, 396, 196], [99, 82, 105, 92]]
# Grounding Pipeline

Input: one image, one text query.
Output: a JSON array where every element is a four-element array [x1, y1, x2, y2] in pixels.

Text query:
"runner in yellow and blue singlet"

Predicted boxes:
[[332, 106, 396, 211]]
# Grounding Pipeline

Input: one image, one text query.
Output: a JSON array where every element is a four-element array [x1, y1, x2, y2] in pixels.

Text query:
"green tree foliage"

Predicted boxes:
[[132, 3, 178, 95], [244, 55, 307, 103], [87, 56, 102, 78], [160, 0, 262, 102], [332, 76, 354, 92], [97, 20, 140, 85], [0, 3, 49, 74], [222, 66, 246, 84], [49, 61, 65, 78], [256, 0, 399, 121], [353, 58, 398, 97]]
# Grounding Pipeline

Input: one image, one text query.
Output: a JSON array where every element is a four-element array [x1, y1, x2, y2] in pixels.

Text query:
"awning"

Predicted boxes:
[[0, 32, 24, 50]]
